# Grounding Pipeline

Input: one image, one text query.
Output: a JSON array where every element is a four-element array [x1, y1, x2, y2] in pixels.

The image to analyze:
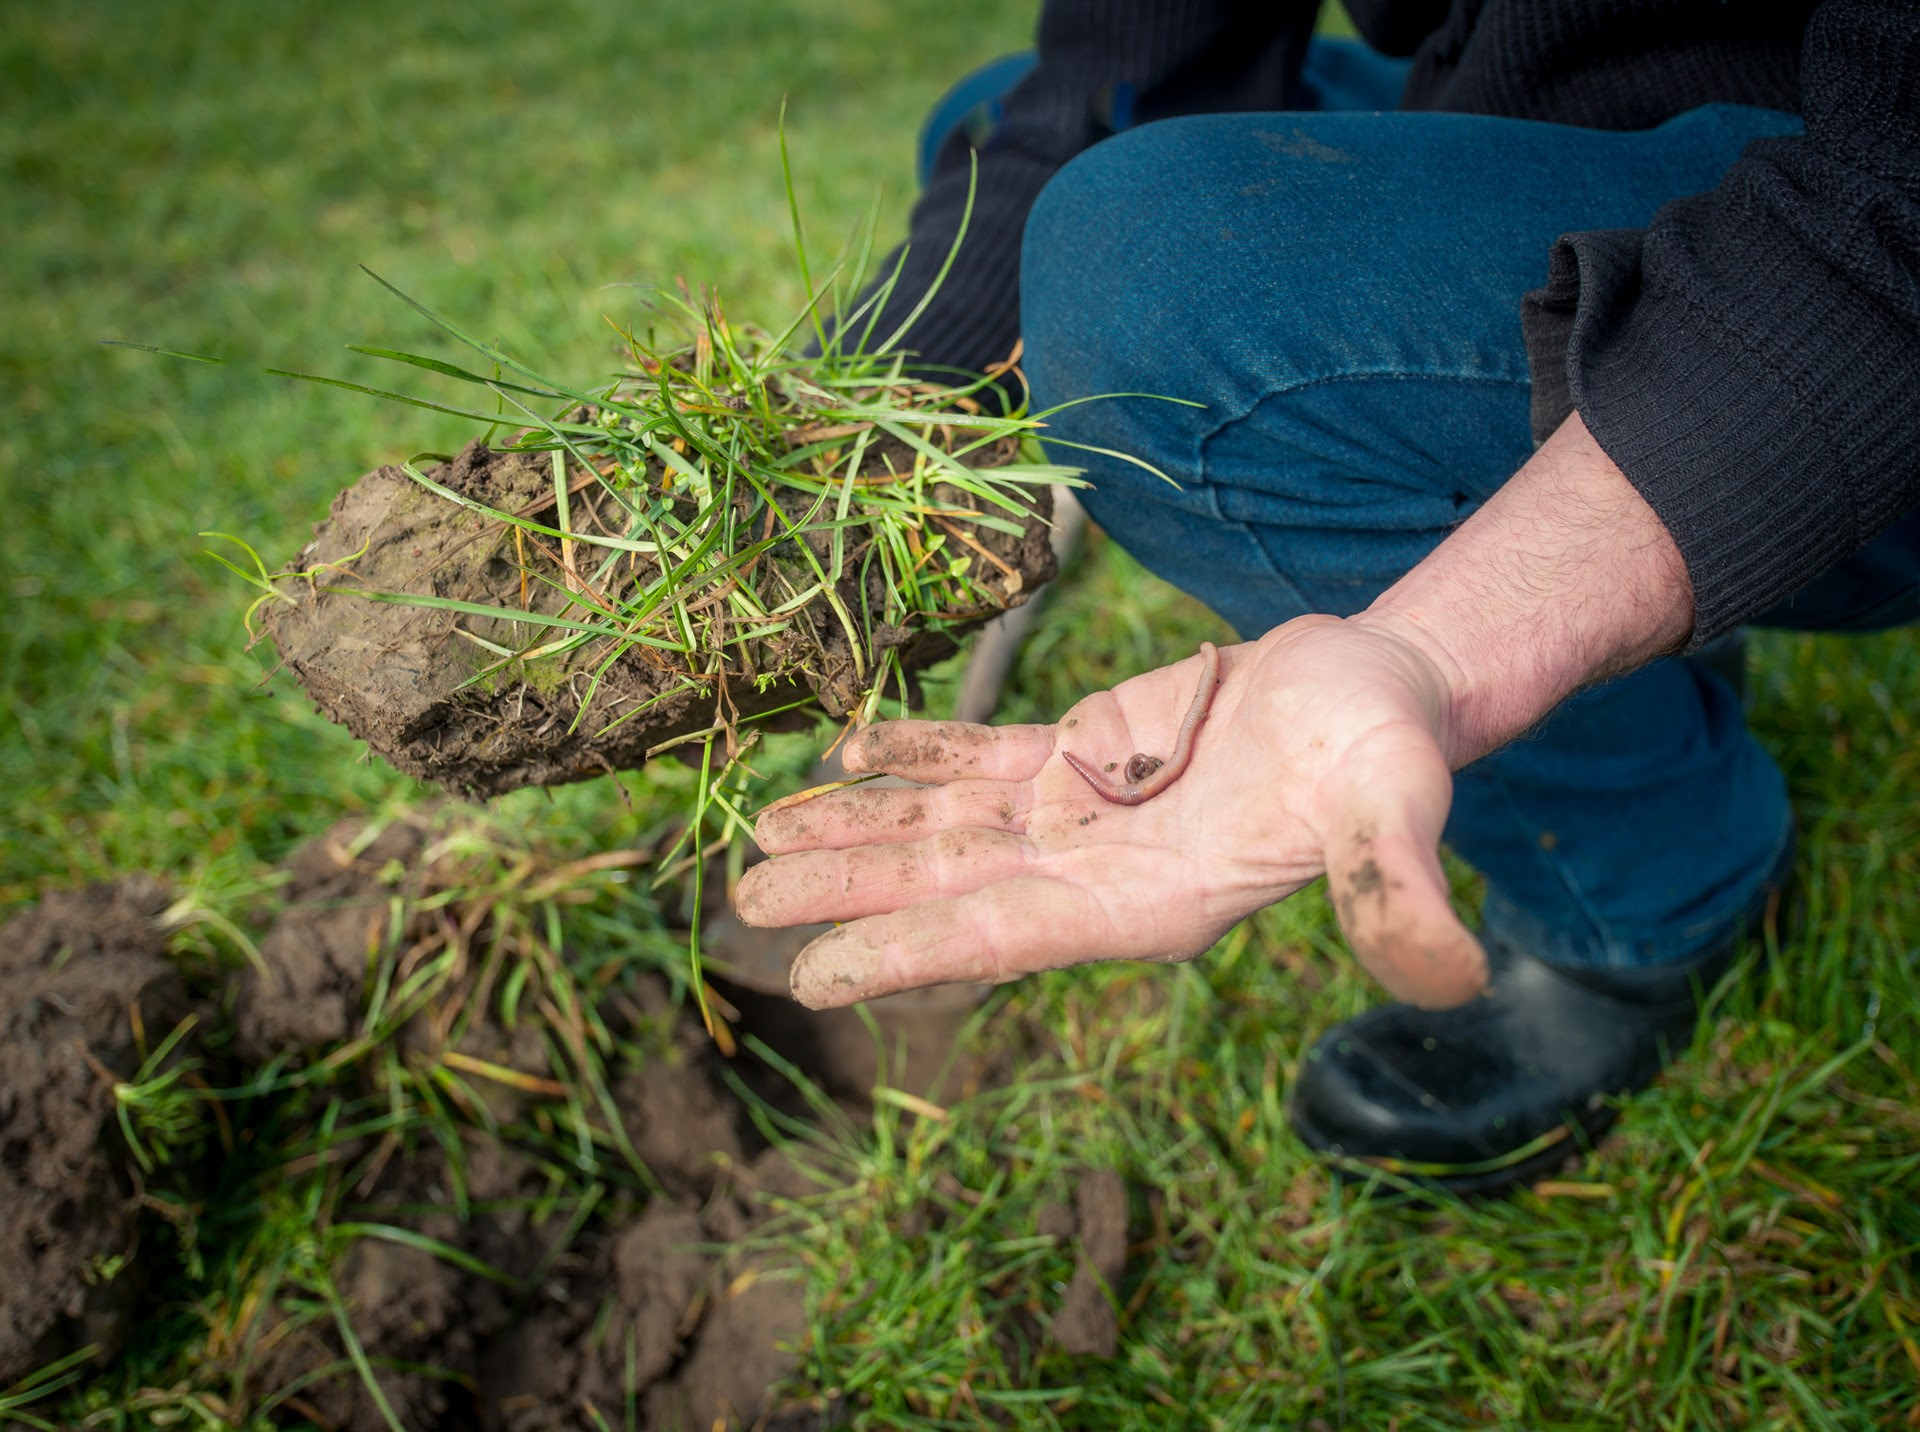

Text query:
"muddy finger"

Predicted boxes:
[[786, 877, 1121, 1008], [842, 719, 1058, 784], [754, 780, 1029, 855], [734, 827, 1038, 928], [1320, 744, 1488, 1010]]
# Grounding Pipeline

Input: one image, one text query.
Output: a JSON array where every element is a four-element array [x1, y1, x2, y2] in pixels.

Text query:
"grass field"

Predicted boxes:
[[5, 1, 1918, 1427]]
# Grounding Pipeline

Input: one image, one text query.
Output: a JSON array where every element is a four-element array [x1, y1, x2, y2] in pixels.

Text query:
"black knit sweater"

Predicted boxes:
[[862, 0, 1920, 644]]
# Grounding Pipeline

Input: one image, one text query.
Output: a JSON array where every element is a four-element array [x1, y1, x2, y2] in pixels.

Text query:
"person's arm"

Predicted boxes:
[[736, 412, 1691, 1010], [1525, 0, 1920, 646], [848, 0, 1322, 381], [1355, 412, 1693, 770]]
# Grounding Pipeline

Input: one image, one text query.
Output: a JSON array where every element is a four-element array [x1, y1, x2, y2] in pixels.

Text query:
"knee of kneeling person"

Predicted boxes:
[[1020, 123, 1205, 409]]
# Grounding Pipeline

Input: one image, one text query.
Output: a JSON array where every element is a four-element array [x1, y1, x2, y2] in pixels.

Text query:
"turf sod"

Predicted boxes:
[[4, 0, 1917, 1427]]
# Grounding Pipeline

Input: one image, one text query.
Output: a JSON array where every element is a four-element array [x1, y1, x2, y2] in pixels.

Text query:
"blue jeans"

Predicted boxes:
[[934, 41, 1920, 970]]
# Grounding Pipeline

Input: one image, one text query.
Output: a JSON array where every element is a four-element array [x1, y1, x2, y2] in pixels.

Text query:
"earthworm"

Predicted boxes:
[[1061, 641, 1221, 806]]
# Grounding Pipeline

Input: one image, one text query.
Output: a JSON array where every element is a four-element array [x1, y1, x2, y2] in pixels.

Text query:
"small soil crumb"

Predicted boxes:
[[616, 1203, 713, 1387], [232, 812, 433, 1062], [1050, 1168, 1129, 1359], [0, 877, 185, 1384], [650, 1248, 808, 1432], [318, 1238, 471, 1430], [1034, 1200, 1076, 1242], [267, 437, 1055, 798]]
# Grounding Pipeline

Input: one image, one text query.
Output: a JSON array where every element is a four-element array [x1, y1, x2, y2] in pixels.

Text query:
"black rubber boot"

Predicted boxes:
[[1288, 846, 1790, 1198]]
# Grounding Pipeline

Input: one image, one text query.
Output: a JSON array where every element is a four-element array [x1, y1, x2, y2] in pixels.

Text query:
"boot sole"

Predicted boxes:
[[1288, 1100, 1620, 1202]]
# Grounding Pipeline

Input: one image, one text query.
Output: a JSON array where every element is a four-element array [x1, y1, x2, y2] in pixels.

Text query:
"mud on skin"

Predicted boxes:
[[848, 721, 999, 781]]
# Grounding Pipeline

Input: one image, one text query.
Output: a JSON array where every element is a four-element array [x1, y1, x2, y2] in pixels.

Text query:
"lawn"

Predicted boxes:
[[4, 1, 1917, 1428]]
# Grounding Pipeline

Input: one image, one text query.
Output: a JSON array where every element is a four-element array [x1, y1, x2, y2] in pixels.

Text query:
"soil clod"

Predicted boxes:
[[267, 436, 1056, 798], [3, 815, 872, 1427], [0, 877, 186, 1384], [486, 1145, 816, 1431], [1050, 1167, 1130, 1359], [233, 812, 433, 1062]]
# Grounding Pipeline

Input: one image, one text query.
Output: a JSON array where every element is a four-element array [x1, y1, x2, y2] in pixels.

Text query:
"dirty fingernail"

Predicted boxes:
[[839, 735, 870, 774], [733, 865, 775, 926], [750, 809, 785, 852], [789, 927, 880, 1009]]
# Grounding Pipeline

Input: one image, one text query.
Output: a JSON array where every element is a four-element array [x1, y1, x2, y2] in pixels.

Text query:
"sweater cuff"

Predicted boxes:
[[1523, 223, 1916, 649]]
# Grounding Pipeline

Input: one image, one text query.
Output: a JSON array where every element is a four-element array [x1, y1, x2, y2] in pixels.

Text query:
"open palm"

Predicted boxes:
[[736, 614, 1488, 1010]]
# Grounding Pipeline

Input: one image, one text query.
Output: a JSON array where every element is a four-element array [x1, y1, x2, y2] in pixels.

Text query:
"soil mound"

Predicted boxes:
[[0, 877, 187, 1384], [232, 811, 435, 1062], [238, 1133, 558, 1432], [218, 816, 826, 1428], [6, 810, 995, 1426], [487, 1146, 817, 1432], [266, 438, 1055, 798], [225, 1008, 819, 1430]]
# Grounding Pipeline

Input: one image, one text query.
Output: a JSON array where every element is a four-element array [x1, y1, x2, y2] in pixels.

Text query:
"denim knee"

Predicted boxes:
[[1020, 112, 1528, 489], [1021, 122, 1225, 483], [1018, 114, 1539, 627]]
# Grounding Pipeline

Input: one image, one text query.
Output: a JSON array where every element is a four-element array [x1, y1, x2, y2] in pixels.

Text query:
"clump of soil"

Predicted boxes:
[[237, 1133, 565, 1432], [8, 810, 997, 1425], [1049, 1168, 1131, 1359], [215, 815, 827, 1428], [0, 877, 189, 1384], [487, 1146, 818, 1432], [265, 436, 1056, 798], [232, 810, 435, 1063], [231, 808, 600, 1132], [228, 998, 821, 1430]]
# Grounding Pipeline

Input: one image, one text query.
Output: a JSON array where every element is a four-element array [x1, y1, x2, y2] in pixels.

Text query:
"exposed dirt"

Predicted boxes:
[[239, 1132, 565, 1432], [1050, 1167, 1131, 1359], [222, 817, 833, 1428], [238, 1067, 819, 1431], [614, 1045, 748, 1198], [5, 806, 1007, 1425], [266, 435, 1056, 798], [0, 876, 188, 1384], [487, 1146, 817, 1432], [232, 811, 436, 1063]]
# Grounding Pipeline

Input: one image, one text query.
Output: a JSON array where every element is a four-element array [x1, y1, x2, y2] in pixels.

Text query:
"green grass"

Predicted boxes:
[[5, 1, 1918, 1428], [757, 558, 1920, 1430]]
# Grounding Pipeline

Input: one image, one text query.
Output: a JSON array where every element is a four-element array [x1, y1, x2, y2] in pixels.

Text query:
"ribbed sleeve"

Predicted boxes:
[[1525, 0, 1920, 645], [1393, 1, 1807, 128], [846, 0, 1318, 381]]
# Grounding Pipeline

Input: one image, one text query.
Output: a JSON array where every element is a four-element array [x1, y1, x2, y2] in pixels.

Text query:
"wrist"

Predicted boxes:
[[1351, 413, 1695, 769], [1349, 595, 1585, 770]]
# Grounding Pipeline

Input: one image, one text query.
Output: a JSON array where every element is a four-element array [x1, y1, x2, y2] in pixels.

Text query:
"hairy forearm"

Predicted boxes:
[[1354, 412, 1695, 768]]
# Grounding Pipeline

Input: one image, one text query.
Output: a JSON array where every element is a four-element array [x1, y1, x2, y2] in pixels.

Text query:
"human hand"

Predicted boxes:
[[735, 614, 1488, 1011]]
